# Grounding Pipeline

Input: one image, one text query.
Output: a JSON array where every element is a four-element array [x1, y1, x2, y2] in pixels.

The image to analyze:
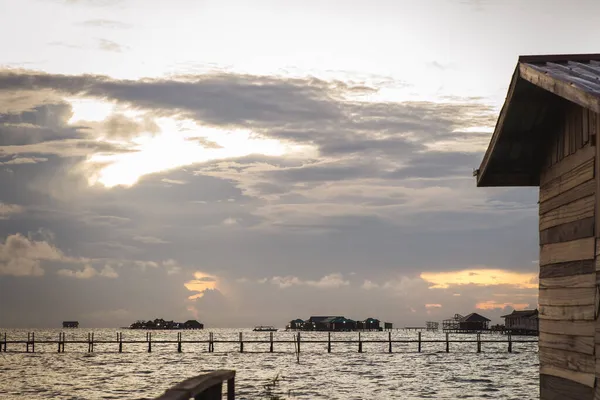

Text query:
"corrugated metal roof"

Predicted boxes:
[[525, 60, 600, 97]]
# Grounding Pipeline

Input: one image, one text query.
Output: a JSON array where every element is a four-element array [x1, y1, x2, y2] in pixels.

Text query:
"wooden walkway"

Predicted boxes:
[[0, 331, 537, 354]]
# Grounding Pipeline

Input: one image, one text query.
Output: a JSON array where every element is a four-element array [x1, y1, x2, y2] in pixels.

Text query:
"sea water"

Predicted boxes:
[[0, 328, 539, 399]]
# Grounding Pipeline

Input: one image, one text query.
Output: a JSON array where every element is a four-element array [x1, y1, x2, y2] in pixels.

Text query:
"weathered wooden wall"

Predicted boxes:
[[538, 102, 598, 400]]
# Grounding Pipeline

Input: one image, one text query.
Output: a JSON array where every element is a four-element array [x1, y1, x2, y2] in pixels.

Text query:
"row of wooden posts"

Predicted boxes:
[[1, 331, 535, 354]]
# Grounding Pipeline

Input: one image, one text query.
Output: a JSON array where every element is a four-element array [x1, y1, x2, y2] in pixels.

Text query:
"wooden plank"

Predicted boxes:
[[540, 144, 595, 187], [540, 373, 594, 399], [539, 332, 594, 355], [539, 195, 595, 231], [539, 288, 595, 307], [540, 273, 596, 289], [539, 304, 596, 321], [540, 217, 595, 245], [540, 158, 594, 202], [539, 346, 595, 374], [540, 319, 595, 336], [540, 260, 595, 279], [539, 180, 595, 215], [582, 108, 589, 147], [520, 63, 600, 116], [540, 238, 595, 266]]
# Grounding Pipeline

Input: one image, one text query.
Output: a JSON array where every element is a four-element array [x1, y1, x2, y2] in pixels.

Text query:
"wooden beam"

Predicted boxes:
[[539, 288, 595, 307], [540, 158, 594, 202], [540, 373, 594, 399], [540, 217, 595, 245], [540, 320, 595, 336], [540, 273, 596, 289], [539, 332, 594, 355], [519, 54, 600, 64], [540, 238, 595, 266], [539, 196, 595, 231], [540, 260, 595, 279], [539, 347, 595, 375], [476, 66, 521, 187], [539, 179, 595, 215], [519, 63, 600, 115], [539, 304, 596, 321]]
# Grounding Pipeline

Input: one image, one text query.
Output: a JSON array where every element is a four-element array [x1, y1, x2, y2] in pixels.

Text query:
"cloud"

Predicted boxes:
[[0, 156, 48, 165], [270, 273, 350, 289], [420, 268, 538, 289], [0, 203, 24, 219], [132, 235, 169, 244], [0, 233, 70, 276], [98, 39, 125, 52], [57, 264, 118, 279], [78, 19, 132, 29], [361, 280, 379, 290], [185, 271, 219, 299], [64, 0, 124, 6]]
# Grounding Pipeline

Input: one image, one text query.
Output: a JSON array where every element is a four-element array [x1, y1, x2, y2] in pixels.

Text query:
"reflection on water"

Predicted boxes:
[[0, 328, 539, 399]]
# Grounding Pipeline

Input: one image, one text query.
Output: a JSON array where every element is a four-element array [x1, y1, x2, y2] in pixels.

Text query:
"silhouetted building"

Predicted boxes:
[[502, 309, 539, 335]]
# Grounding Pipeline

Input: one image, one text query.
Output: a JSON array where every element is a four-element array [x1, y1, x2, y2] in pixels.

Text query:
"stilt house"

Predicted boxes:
[[475, 54, 600, 399]]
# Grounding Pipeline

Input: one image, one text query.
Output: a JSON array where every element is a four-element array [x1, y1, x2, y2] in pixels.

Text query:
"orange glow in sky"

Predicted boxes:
[[476, 300, 531, 310], [184, 271, 219, 300], [420, 269, 537, 289]]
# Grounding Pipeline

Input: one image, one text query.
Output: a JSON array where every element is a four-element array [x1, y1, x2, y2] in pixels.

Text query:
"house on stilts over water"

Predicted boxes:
[[475, 53, 600, 399]]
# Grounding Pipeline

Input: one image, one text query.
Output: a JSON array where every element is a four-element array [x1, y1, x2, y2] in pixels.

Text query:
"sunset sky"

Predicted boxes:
[[1, 0, 596, 328]]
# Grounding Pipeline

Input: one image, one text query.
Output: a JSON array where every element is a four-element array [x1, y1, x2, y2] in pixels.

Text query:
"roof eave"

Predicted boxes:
[[476, 65, 521, 187]]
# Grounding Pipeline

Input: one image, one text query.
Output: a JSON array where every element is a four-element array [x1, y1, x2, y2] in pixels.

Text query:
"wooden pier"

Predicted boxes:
[[153, 370, 235, 400], [0, 331, 536, 354]]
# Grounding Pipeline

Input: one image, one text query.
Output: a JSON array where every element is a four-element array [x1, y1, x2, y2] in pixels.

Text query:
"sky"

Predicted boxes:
[[1, 0, 598, 328]]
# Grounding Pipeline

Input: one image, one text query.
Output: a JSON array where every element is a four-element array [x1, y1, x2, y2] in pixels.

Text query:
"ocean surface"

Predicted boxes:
[[0, 328, 539, 399]]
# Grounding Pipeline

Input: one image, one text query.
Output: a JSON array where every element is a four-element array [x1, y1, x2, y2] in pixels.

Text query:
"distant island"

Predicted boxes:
[[128, 318, 204, 330]]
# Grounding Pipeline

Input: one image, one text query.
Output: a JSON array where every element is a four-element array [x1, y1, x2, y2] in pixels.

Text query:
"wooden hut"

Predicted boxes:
[[183, 320, 204, 330], [501, 309, 539, 335], [62, 321, 79, 328], [475, 53, 600, 399]]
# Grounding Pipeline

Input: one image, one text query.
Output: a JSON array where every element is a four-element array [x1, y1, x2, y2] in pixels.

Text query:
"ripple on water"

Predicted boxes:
[[0, 328, 539, 399]]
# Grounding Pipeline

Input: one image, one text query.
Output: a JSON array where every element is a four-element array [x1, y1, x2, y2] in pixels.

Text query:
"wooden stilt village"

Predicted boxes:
[[475, 53, 600, 399]]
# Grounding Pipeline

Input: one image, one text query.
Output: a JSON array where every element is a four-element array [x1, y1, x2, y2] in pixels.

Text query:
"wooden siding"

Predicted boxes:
[[538, 104, 598, 400]]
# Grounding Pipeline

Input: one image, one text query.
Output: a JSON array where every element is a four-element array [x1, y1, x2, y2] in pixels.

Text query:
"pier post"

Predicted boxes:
[[26, 332, 30, 353], [2, 332, 6, 352], [177, 332, 182, 353], [418, 332, 421, 353], [119, 333, 123, 353], [297, 332, 301, 353], [58, 332, 62, 353], [477, 334, 481, 353], [209, 332, 214, 352], [147, 332, 152, 353], [328, 332, 331, 353], [508, 334, 512, 353], [239, 332, 243, 353], [358, 332, 362, 353], [88, 332, 94, 353], [445, 332, 449, 353], [62, 332, 65, 353], [269, 332, 273, 353], [388, 331, 392, 353], [32, 332, 35, 353]]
